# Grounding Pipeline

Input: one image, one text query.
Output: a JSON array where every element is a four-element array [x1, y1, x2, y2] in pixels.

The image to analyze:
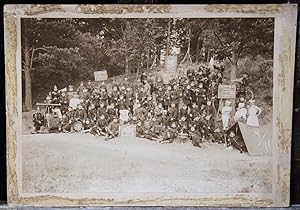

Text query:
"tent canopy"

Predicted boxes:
[[227, 122, 272, 156]]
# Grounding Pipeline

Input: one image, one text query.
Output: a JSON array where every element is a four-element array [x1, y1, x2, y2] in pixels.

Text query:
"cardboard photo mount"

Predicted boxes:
[[4, 4, 298, 207]]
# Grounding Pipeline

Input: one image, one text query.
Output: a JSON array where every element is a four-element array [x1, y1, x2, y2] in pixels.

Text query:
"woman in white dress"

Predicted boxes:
[[246, 100, 262, 127], [234, 102, 247, 122], [221, 100, 233, 130]]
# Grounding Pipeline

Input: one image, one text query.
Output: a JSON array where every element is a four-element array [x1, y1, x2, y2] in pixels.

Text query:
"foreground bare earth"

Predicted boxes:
[[22, 133, 272, 194]]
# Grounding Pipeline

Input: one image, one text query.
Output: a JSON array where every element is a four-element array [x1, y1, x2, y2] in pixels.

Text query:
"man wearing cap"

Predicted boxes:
[[97, 102, 107, 119], [60, 113, 74, 133], [75, 105, 87, 123], [99, 87, 108, 107], [125, 86, 135, 114], [32, 107, 45, 133], [168, 102, 178, 123], [188, 126, 202, 148], [59, 91, 69, 114], [106, 103, 117, 123], [178, 116, 189, 135], [183, 85, 192, 109], [171, 84, 181, 108], [77, 82, 85, 98], [154, 102, 164, 123], [105, 117, 119, 140], [159, 123, 178, 144], [92, 114, 108, 136], [86, 80, 93, 94], [163, 85, 172, 110], [136, 121, 146, 138], [179, 104, 189, 120]]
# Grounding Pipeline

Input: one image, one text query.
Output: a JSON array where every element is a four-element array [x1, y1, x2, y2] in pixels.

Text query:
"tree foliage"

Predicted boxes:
[[22, 18, 274, 109]]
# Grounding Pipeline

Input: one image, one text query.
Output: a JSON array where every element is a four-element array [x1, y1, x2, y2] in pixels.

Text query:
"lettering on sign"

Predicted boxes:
[[94, 70, 108, 81], [120, 124, 136, 137], [218, 85, 236, 99]]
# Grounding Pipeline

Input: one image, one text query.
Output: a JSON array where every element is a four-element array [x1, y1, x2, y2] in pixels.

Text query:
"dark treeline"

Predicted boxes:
[[21, 18, 274, 111]]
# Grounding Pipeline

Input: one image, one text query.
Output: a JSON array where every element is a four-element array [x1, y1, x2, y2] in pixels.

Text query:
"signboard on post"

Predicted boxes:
[[94, 70, 108, 81], [218, 84, 236, 99]]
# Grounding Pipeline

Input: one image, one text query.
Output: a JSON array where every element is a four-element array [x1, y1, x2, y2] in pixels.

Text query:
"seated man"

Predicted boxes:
[[188, 126, 202, 148], [105, 117, 119, 140], [159, 123, 178, 144], [91, 114, 108, 136], [32, 107, 45, 133]]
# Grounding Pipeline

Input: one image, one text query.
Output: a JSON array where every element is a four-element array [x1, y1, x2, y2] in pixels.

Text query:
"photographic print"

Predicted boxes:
[[4, 4, 297, 207]]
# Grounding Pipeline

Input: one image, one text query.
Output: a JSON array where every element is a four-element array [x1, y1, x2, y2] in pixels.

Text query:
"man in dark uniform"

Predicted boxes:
[[196, 83, 206, 107], [155, 86, 164, 106], [135, 103, 148, 121], [188, 126, 202, 148], [154, 102, 164, 124], [178, 116, 189, 135], [59, 91, 69, 114], [189, 102, 200, 120], [86, 80, 93, 94], [75, 105, 87, 123], [105, 117, 119, 140], [179, 104, 189, 120], [183, 85, 192, 109], [77, 82, 85, 98], [118, 94, 129, 111], [97, 102, 107, 119], [32, 107, 45, 133], [144, 96, 155, 113], [168, 102, 178, 123], [91, 114, 108, 136], [125, 86, 135, 114], [163, 85, 172, 110], [109, 85, 120, 107], [60, 114, 74, 133], [91, 89, 100, 110], [99, 87, 109, 107], [107, 103, 118, 123], [87, 103, 97, 122], [171, 84, 181, 108], [159, 122, 178, 144]]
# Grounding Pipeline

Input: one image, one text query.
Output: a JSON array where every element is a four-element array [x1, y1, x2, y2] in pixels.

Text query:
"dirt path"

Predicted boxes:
[[22, 133, 272, 194]]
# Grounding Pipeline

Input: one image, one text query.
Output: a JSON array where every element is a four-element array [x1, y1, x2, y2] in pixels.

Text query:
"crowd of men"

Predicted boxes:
[[32, 63, 262, 151]]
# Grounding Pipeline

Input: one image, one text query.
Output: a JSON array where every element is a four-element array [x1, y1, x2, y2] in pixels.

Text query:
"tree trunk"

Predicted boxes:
[[24, 21, 33, 111], [146, 49, 150, 71], [125, 54, 129, 75], [206, 48, 210, 63], [230, 53, 238, 81], [195, 37, 200, 63], [166, 19, 171, 57]]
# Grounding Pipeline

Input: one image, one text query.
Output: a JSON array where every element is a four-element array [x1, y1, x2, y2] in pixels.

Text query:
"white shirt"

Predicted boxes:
[[69, 98, 81, 109]]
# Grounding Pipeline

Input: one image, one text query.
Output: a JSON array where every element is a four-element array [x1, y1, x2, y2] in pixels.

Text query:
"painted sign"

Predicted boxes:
[[94, 70, 108, 81], [218, 84, 236, 99]]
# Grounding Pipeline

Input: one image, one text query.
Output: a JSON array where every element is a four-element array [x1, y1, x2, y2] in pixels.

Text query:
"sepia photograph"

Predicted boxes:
[[4, 4, 297, 207], [21, 17, 274, 194]]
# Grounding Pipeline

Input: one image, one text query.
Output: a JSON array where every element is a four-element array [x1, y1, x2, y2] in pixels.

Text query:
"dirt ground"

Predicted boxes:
[[22, 133, 272, 194]]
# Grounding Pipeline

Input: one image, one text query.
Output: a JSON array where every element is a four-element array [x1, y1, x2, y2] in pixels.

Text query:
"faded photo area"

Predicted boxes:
[[21, 18, 274, 194]]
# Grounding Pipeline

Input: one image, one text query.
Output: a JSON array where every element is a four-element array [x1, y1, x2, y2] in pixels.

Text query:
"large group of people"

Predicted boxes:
[[32, 63, 262, 151]]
